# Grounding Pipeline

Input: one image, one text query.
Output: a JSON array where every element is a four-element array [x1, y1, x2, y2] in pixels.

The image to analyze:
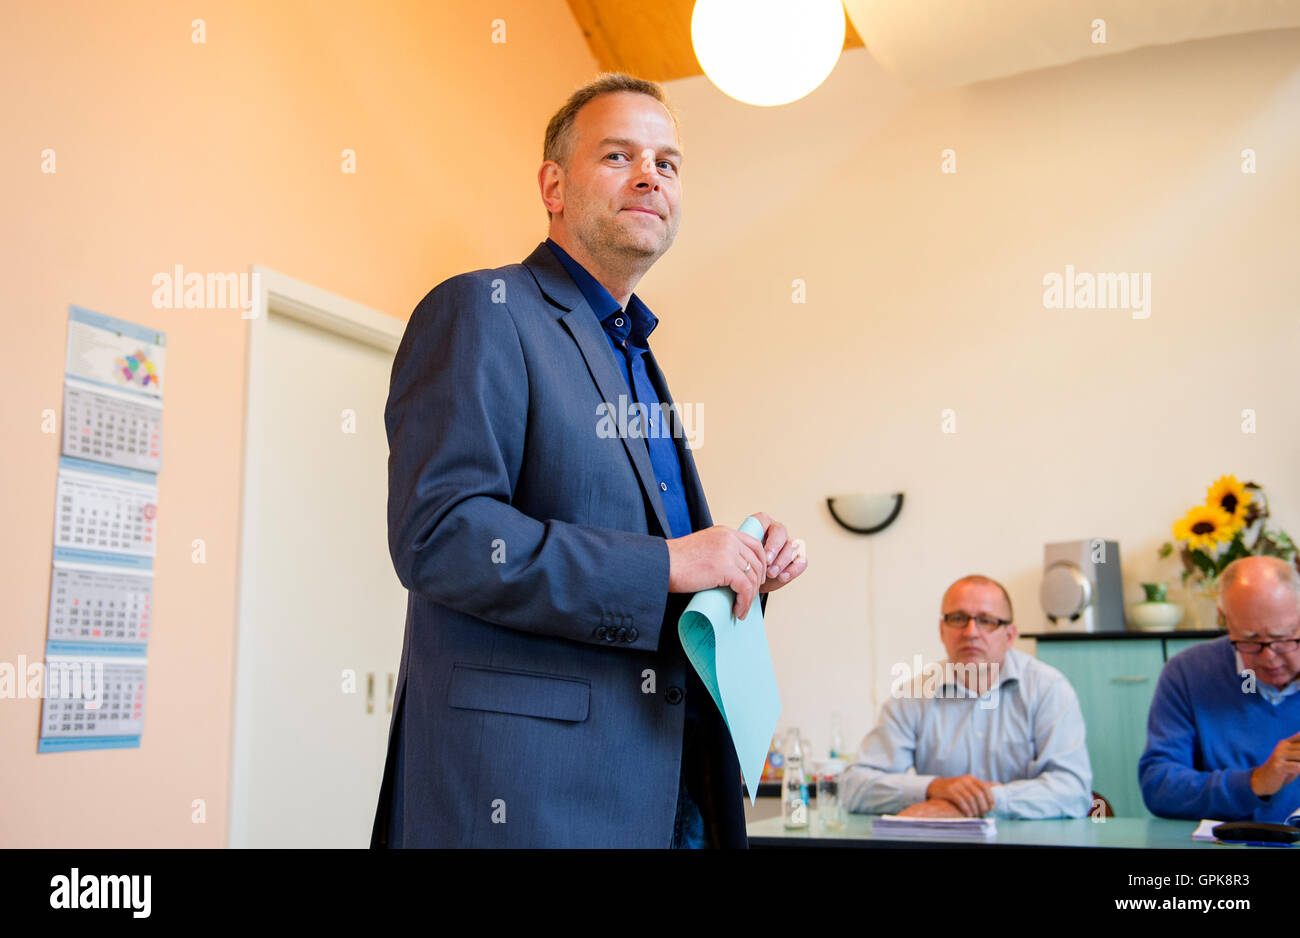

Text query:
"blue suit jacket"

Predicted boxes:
[[370, 242, 754, 847]]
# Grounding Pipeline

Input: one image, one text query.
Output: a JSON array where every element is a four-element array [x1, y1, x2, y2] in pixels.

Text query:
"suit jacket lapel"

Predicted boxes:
[[523, 243, 673, 539]]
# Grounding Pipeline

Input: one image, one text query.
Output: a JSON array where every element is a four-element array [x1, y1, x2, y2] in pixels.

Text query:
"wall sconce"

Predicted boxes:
[[826, 492, 904, 535], [826, 491, 904, 722]]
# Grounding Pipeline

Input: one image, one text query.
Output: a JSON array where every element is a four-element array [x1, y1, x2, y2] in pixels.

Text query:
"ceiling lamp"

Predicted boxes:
[[691, 0, 846, 107]]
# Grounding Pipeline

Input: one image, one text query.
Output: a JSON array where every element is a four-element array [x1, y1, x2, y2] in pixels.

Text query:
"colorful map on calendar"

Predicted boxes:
[[64, 305, 165, 400]]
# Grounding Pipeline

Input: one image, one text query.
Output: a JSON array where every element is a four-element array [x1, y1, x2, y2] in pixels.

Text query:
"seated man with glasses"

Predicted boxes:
[[841, 575, 1093, 819], [1140, 555, 1300, 823]]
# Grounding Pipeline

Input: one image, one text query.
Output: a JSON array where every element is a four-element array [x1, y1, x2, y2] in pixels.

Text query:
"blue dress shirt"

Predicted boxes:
[[841, 648, 1094, 818], [545, 239, 693, 540], [545, 238, 706, 848]]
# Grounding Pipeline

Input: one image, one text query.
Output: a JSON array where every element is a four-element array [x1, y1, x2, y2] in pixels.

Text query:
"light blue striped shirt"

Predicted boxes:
[[841, 648, 1093, 819]]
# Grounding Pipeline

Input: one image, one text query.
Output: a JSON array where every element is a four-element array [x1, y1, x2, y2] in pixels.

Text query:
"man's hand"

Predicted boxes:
[[748, 511, 808, 594], [1250, 731, 1300, 797], [666, 525, 768, 619], [926, 775, 997, 817], [898, 798, 964, 818]]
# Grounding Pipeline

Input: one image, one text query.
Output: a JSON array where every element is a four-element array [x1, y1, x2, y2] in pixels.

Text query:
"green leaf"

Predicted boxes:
[[1189, 550, 1216, 577], [1158, 542, 1173, 559], [1222, 536, 1250, 566]]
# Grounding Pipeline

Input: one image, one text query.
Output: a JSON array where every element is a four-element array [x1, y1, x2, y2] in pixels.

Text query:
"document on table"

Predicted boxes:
[[677, 515, 782, 805], [1192, 819, 1224, 841], [873, 815, 997, 837]]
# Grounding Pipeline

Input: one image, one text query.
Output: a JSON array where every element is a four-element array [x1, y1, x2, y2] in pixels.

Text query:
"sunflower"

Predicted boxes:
[[1173, 504, 1237, 553], [1206, 475, 1251, 532]]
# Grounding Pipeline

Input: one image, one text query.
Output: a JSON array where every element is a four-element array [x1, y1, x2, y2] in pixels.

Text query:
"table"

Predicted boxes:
[[747, 812, 1296, 849]]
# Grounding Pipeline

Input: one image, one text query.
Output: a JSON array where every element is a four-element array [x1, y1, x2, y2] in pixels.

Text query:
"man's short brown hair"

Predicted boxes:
[[542, 73, 680, 220]]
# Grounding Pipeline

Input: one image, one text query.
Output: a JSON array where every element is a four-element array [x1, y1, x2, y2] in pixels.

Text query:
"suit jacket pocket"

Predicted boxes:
[[446, 663, 590, 722]]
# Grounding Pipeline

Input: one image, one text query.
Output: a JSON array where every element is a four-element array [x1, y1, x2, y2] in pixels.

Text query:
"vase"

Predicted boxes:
[[1185, 583, 1223, 631], [1127, 601, 1184, 631]]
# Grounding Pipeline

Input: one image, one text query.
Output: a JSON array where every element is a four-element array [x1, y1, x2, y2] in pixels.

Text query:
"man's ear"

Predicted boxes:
[[538, 161, 564, 216]]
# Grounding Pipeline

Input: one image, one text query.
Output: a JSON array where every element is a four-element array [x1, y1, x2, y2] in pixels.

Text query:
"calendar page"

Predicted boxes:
[[38, 655, 147, 752], [62, 378, 163, 472], [53, 457, 157, 558], [47, 562, 152, 652]]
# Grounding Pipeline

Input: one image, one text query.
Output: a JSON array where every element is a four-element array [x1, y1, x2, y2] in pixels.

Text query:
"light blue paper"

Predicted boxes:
[[677, 515, 782, 805]]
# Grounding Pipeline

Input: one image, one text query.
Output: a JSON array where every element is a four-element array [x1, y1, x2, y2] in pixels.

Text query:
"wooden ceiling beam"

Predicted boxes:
[[565, 0, 862, 83]]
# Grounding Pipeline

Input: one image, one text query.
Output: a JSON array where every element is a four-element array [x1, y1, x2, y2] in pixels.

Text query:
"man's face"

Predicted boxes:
[[547, 92, 682, 266], [939, 582, 1018, 668], [1222, 580, 1300, 689]]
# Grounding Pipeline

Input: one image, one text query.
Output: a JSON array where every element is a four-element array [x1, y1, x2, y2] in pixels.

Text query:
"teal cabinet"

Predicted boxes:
[[1034, 632, 1222, 819], [1164, 638, 1208, 660]]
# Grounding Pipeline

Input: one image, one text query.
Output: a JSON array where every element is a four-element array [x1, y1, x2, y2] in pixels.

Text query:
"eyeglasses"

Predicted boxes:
[[941, 612, 1011, 632], [1230, 638, 1300, 655]]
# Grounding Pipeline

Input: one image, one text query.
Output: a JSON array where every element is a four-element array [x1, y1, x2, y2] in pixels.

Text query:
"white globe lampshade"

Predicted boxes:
[[691, 0, 846, 107]]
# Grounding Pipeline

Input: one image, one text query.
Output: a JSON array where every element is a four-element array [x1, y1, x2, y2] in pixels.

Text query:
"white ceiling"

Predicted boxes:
[[842, 0, 1300, 88]]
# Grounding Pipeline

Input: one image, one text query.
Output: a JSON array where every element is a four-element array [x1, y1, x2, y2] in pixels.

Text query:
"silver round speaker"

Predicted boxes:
[[1041, 562, 1092, 621]]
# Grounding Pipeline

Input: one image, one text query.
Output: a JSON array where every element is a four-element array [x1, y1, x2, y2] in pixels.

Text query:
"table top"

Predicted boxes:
[[747, 812, 1296, 849]]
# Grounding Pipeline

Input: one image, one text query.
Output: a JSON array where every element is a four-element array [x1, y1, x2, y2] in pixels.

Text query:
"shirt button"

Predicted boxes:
[[615, 317, 624, 327], [659, 482, 667, 491]]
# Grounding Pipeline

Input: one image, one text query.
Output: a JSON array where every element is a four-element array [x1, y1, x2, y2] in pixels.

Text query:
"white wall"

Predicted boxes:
[[642, 29, 1300, 753]]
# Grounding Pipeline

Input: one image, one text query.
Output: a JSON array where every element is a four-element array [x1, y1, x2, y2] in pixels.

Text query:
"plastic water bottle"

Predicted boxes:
[[781, 727, 809, 829]]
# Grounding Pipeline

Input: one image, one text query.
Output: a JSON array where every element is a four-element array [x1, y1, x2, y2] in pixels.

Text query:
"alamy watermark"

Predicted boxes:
[[0, 656, 103, 708], [151, 265, 261, 317], [889, 655, 1002, 710], [1043, 265, 1150, 319], [596, 393, 704, 448]]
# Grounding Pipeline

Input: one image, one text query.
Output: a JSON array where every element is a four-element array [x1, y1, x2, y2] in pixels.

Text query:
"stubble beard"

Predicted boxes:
[[573, 202, 677, 275]]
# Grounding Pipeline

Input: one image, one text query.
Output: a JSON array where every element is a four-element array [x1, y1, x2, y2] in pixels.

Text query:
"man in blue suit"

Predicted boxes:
[[370, 73, 808, 848]]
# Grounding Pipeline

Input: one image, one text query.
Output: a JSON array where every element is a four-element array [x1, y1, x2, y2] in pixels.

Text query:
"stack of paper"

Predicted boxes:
[[873, 815, 997, 838], [1191, 819, 1224, 841]]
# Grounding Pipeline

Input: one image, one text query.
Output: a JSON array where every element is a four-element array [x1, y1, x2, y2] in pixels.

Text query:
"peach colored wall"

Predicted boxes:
[[646, 30, 1300, 758], [4, 2, 1298, 847], [0, 0, 595, 847]]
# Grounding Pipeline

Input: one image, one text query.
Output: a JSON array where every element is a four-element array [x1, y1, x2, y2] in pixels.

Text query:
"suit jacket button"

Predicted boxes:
[[626, 627, 638, 642], [595, 626, 607, 640], [665, 686, 683, 705], [616, 626, 627, 641]]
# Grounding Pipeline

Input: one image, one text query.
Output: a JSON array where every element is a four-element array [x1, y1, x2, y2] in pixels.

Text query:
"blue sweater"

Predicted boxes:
[[1139, 636, 1300, 822]]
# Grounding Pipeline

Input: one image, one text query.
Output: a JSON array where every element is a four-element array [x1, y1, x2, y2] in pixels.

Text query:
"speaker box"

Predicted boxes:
[[1039, 539, 1126, 633]]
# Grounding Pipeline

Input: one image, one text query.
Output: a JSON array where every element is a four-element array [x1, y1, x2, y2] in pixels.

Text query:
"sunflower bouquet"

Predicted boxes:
[[1159, 475, 1298, 588]]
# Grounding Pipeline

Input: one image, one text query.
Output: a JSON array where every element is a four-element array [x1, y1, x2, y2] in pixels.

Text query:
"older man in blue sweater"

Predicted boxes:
[[1139, 556, 1300, 823]]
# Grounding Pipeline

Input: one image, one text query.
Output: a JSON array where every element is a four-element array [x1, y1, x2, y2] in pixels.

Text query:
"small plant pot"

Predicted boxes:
[[1128, 601, 1184, 632]]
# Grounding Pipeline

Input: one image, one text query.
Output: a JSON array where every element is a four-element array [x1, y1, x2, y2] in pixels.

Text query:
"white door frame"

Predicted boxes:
[[228, 266, 404, 848]]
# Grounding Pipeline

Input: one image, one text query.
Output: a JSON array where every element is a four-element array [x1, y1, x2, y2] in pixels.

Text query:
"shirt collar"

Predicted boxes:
[[938, 648, 1022, 698], [1234, 649, 1300, 705], [545, 238, 658, 348]]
